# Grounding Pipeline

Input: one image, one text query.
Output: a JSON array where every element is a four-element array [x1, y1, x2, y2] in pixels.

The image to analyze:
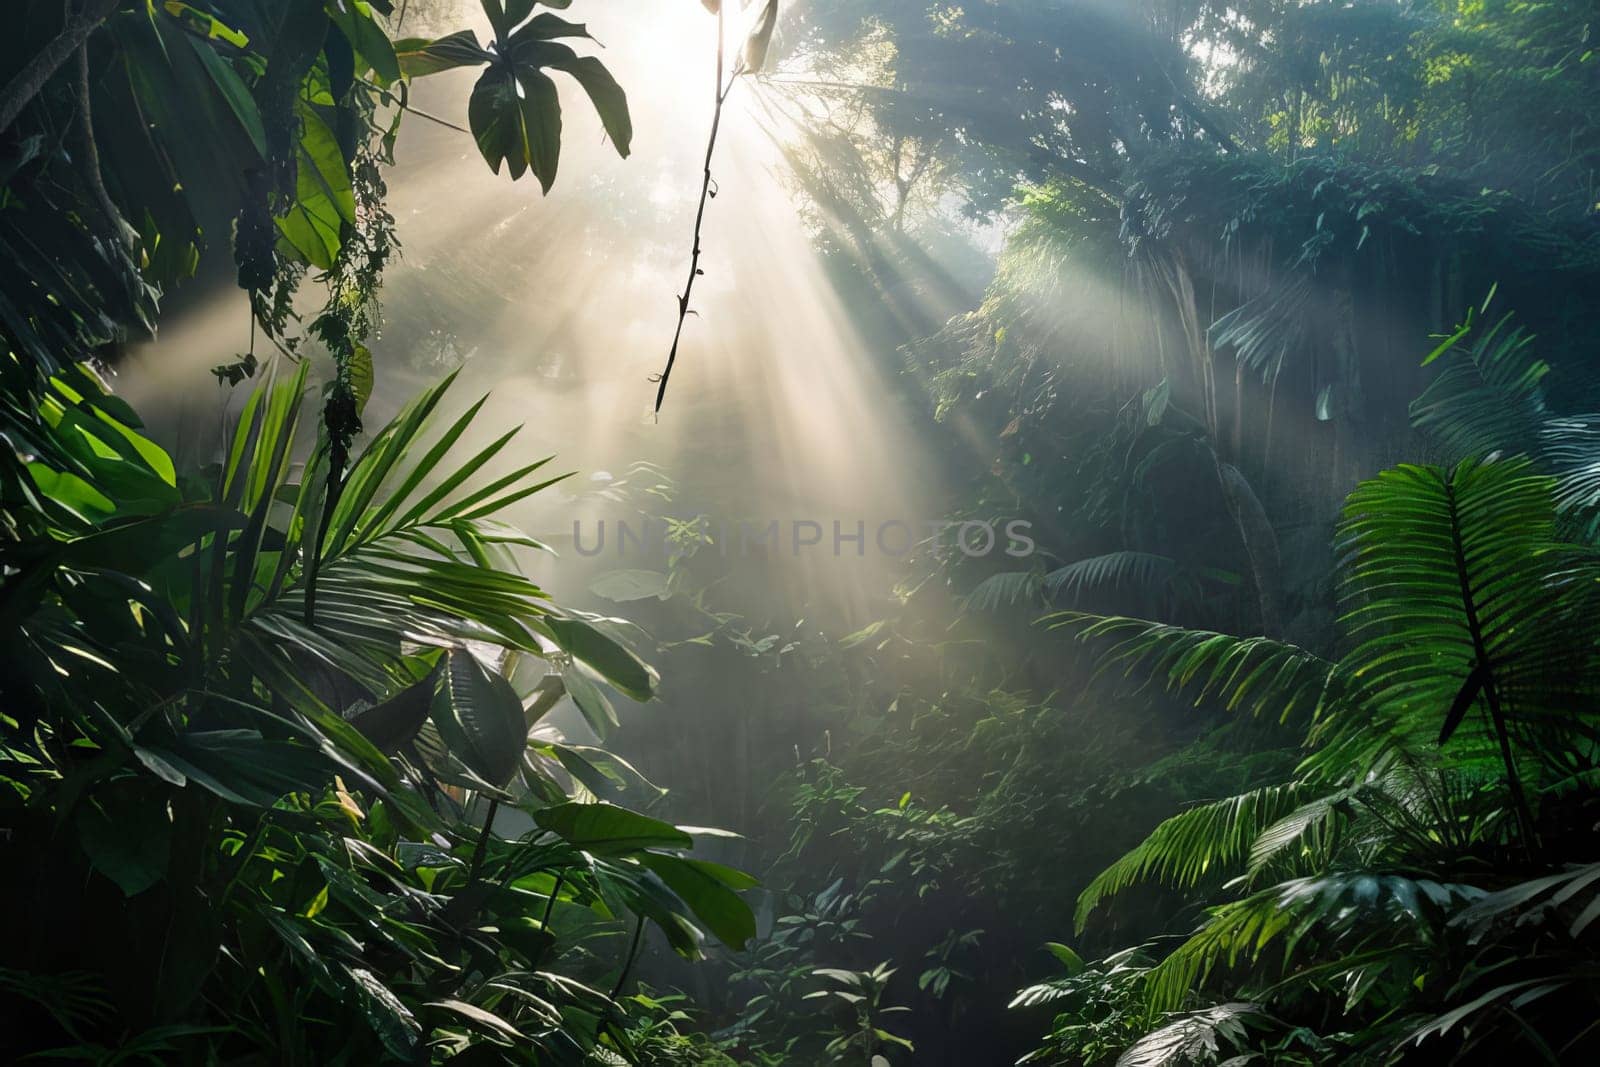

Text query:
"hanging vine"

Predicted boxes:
[[651, 0, 779, 415]]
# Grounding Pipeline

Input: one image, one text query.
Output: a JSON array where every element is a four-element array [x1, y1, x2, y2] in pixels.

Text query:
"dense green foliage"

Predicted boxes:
[[5, 1, 1600, 1065], [2, 364, 754, 1062], [0, 2, 753, 1063], [579, 2, 1600, 1064]]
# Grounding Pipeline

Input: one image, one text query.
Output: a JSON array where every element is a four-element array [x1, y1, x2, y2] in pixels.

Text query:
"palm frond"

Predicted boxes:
[[1244, 786, 1353, 880], [1404, 975, 1584, 1054], [1144, 873, 1483, 1013], [1334, 458, 1594, 810], [1542, 414, 1600, 526], [1009, 979, 1076, 1010], [223, 371, 650, 737], [1410, 315, 1547, 461], [1046, 612, 1344, 723], [964, 570, 1044, 611], [1043, 550, 1184, 601], [1046, 552, 1180, 600], [1411, 312, 1600, 533], [1208, 273, 1312, 381], [1450, 862, 1600, 943], [1075, 783, 1307, 932]]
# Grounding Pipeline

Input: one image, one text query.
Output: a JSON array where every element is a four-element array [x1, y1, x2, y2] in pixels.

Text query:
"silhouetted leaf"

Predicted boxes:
[[743, 0, 778, 72], [432, 649, 528, 787], [349, 660, 444, 753]]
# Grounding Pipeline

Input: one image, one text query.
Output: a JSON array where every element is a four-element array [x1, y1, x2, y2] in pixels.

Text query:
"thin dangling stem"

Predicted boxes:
[[466, 799, 501, 887], [652, 4, 742, 415], [608, 914, 647, 1000]]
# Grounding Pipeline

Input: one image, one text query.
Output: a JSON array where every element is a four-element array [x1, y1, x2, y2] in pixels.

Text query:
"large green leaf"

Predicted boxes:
[[325, 0, 401, 83], [26, 465, 115, 523], [538, 615, 655, 700], [44, 374, 177, 487], [348, 660, 445, 754], [275, 101, 356, 268], [395, 30, 491, 78], [640, 853, 758, 949], [60, 504, 245, 574], [506, 13, 592, 46], [512, 41, 632, 158], [342, 966, 420, 1060], [534, 802, 692, 854], [558, 661, 618, 739], [432, 649, 528, 787], [185, 35, 270, 158], [75, 784, 171, 897], [468, 65, 562, 190], [532, 740, 664, 802], [542, 53, 631, 157]]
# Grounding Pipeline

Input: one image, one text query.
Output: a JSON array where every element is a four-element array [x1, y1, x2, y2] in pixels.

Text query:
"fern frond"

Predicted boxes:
[[1115, 1001, 1264, 1067], [1075, 783, 1307, 932]]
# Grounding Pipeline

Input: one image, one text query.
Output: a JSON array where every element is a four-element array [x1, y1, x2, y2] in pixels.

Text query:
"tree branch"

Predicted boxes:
[[75, 42, 131, 248], [0, 0, 122, 136]]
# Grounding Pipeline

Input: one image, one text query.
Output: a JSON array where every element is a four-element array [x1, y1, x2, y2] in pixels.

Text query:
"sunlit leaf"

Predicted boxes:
[[395, 30, 491, 78], [534, 801, 693, 853], [743, 0, 778, 73]]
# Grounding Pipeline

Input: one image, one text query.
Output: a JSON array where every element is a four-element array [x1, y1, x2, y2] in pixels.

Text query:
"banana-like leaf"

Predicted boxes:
[[349, 659, 445, 754], [432, 649, 528, 787], [639, 853, 757, 949], [743, 0, 779, 73], [534, 801, 692, 854], [395, 30, 492, 78]]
